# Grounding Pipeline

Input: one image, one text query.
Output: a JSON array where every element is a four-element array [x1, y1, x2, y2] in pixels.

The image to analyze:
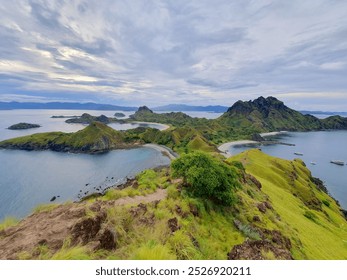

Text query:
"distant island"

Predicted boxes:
[[114, 112, 126, 118], [7, 122, 41, 130], [51, 115, 80, 118]]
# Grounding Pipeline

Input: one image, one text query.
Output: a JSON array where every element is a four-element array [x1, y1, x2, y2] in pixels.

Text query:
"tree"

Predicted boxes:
[[171, 152, 241, 205]]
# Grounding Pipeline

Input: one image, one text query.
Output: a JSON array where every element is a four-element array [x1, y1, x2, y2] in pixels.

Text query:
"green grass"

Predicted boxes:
[[131, 241, 176, 260], [51, 246, 91, 260], [32, 203, 59, 214], [0, 217, 18, 231], [231, 149, 347, 259]]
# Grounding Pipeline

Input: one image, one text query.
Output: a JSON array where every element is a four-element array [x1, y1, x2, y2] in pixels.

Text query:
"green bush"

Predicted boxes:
[[322, 199, 330, 207], [171, 152, 241, 205]]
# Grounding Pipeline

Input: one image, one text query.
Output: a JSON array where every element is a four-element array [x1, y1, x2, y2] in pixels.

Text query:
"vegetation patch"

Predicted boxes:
[[171, 152, 241, 205]]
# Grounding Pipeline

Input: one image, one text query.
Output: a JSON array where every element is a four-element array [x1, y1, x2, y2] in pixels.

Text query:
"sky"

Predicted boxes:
[[0, 0, 347, 110]]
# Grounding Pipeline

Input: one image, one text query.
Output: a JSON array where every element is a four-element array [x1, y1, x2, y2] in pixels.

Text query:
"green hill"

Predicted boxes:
[[0, 122, 135, 153], [218, 96, 324, 132]]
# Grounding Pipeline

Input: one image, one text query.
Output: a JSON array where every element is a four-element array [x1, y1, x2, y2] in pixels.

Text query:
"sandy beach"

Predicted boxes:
[[144, 143, 178, 160], [131, 121, 170, 131], [218, 140, 259, 157], [260, 131, 288, 137]]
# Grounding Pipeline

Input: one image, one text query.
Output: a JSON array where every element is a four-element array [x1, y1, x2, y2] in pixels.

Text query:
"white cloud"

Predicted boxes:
[[320, 62, 345, 70]]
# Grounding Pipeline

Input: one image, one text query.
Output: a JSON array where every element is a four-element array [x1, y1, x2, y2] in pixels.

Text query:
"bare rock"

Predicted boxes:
[[130, 203, 147, 217], [71, 213, 106, 245], [253, 215, 261, 222], [98, 228, 117, 250], [168, 217, 180, 233], [189, 203, 199, 217], [227, 239, 293, 260], [247, 174, 262, 189], [257, 202, 267, 213]]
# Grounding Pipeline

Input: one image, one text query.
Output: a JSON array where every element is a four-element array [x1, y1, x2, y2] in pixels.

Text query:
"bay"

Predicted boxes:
[[0, 147, 170, 220]]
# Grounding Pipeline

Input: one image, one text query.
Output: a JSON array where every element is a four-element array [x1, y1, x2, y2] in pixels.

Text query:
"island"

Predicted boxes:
[[1, 122, 138, 153], [7, 122, 41, 130], [114, 112, 126, 118]]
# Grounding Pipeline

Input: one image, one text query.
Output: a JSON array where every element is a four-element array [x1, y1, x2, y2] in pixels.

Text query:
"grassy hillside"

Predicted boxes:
[[231, 149, 347, 259], [1, 151, 345, 260], [0, 122, 135, 153], [217, 96, 324, 133]]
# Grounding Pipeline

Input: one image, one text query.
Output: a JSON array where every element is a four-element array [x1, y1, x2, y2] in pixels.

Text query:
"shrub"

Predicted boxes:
[[322, 199, 330, 207], [303, 210, 318, 222], [171, 152, 241, 205]]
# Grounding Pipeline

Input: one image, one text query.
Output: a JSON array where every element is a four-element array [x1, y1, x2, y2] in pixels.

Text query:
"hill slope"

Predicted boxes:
[[0, 151, 345, 260], [230, 150, 347, 259], [0, 122, 135, 153], [218, 96, 325, 132]]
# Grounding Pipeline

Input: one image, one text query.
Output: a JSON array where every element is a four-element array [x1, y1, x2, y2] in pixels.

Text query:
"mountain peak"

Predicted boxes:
[[137, 106, 153, 113], [227, 96, 285, 115]]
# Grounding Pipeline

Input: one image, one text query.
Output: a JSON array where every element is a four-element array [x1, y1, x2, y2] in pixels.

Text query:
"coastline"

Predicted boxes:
[[143, 143, 178, 160], [218, 140, 259, 157], [260, 131, 288, 137], [130, 121, 170, 131], [218, 131, 287, 157]]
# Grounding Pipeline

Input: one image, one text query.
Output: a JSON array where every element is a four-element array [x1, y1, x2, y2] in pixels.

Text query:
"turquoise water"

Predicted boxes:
[[0, 148, 170, 220], [229, 131, 347, 209]]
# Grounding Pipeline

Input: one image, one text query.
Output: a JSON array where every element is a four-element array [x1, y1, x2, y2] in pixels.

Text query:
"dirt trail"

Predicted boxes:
[[0, 188, 167, 259]]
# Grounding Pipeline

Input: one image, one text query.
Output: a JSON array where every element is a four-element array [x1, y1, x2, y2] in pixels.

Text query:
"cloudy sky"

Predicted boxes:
[[0, 0, 347, 110]]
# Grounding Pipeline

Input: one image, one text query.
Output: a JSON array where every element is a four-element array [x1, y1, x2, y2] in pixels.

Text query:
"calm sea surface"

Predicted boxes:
[[0, 148, 170, 220], [229, 131, 347, 209]]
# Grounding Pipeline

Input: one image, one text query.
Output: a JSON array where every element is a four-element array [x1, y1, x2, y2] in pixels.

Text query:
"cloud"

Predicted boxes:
[[0, 0, 346, 109]]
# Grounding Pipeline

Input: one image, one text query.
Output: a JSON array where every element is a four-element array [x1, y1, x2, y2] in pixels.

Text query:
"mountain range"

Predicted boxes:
[[1, 101, 346, 116], [0, 101, 137, 111]]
